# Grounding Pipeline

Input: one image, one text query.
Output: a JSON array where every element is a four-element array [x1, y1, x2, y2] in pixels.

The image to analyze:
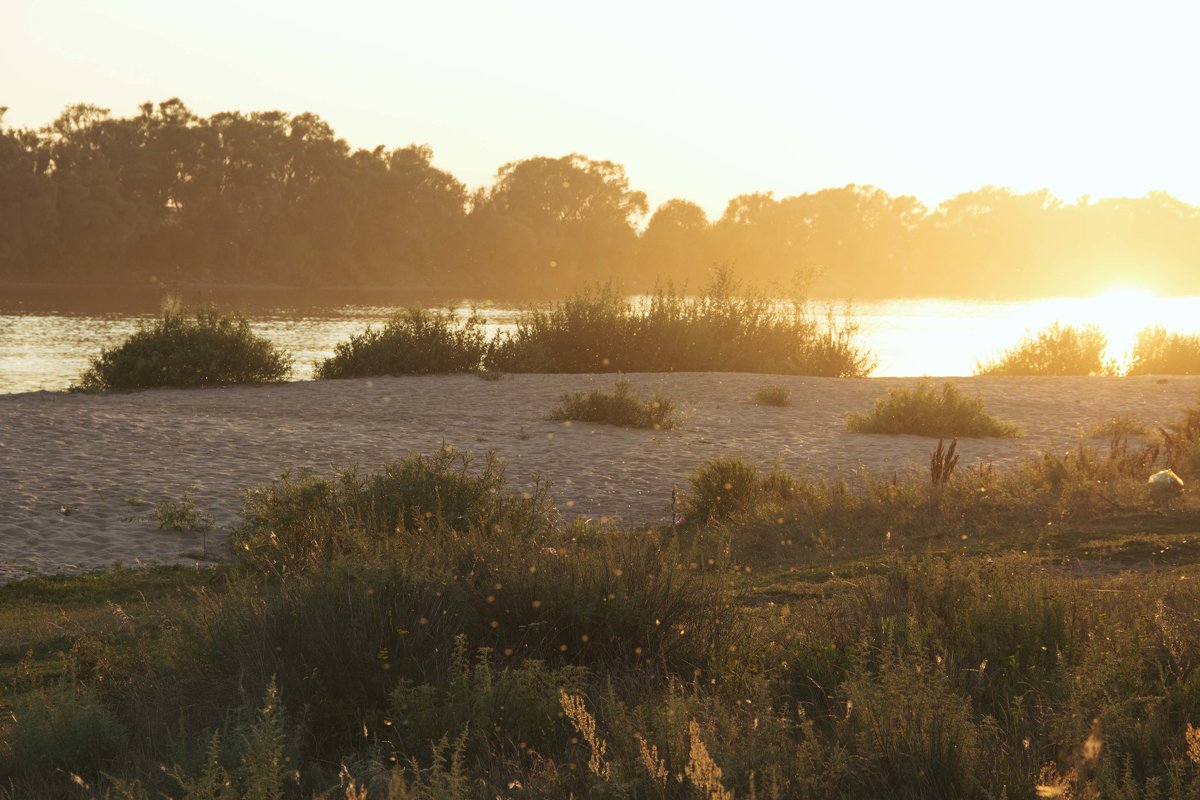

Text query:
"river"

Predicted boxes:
[[3, 286, 1198, 393]]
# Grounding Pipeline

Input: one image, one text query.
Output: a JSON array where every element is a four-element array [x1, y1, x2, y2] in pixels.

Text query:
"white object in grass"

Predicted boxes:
[[1148, 469, 1185, 508]]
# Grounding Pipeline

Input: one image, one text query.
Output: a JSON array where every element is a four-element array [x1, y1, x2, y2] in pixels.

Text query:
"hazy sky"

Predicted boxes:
[[5, 0, 1199, 219]]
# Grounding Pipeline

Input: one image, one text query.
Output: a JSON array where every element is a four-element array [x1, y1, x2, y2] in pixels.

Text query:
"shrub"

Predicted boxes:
[[485, 269, 876, 377], [846, 380, 1021, 438], [975, 322, 1112, 376], [236, 447, 558, 575], [754, 384, 792, 406], [683, 456, 763, 523], [1127, 326, 1200, 375], [73, 308, 291, 391], [154, 491, 212, 532], [183, 510, 734, 768], [549, 379, 678, 429], [1, 686, 129, 784], [315, 308, 488, 379]]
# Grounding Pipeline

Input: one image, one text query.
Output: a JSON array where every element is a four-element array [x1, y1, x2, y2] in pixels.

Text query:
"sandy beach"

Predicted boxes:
[[2, 373, 1198, 583]]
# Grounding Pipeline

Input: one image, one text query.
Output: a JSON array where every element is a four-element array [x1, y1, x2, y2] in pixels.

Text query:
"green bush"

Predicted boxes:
[[154, 491, 212, 532], [975, 321, 1112, 376], [1, 686, 129, 783], [846, 380, 1021, 438], [1127, 326, 1200, 375], [754, 384, 792, 406], [184, 513, 733, 769], [73, 308, 291, 391], [485, 270, 875, 376], [315, 308, 489, 379], [236, 447, 558, 575], [683, 456, 764, 523], [549, 379, 678, 429]]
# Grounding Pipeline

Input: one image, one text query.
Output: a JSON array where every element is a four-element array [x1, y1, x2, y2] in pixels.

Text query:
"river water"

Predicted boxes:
[[3, 287, 1199, 393]]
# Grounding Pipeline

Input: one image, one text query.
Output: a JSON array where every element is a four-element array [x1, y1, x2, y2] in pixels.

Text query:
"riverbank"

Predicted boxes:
[[2, 373, 1197, 582]]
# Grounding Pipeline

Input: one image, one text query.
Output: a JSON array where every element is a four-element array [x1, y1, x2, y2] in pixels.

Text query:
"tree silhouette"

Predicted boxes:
[[3, 100, 1200, 298]]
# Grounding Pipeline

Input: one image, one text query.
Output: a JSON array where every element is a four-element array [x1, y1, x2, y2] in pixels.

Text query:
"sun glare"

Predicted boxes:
[[1055, 285, 1166, 369], [1089, 287, 1157, 363]]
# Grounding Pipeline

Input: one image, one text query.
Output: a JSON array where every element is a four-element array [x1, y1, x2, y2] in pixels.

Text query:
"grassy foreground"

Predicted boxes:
[[3, 426, 1200, 798]]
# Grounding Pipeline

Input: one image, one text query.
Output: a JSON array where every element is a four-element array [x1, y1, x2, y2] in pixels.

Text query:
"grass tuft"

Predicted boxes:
[[753, 384, 792, 406], [1087, 414, 1149, 439], [846, 380, 1022, 438], [549, 379, 679, 429]]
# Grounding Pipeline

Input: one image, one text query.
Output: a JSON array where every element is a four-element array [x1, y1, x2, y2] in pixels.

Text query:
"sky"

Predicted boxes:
[[4, 0, 1200, 220]]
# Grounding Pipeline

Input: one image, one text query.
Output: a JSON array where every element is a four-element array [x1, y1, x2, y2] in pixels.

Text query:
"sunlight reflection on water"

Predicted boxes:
[[2, 294, 1199, 393]]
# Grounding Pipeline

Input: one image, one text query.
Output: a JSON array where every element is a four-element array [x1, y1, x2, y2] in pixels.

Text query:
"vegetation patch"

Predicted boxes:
[[846, 379, 1021, 438], [1087, 413, 1149, 439], [485, 270, 875, 377], [72, 307, 291, 391], [315, 308, 488, 378], [975, 321, 1112, 376], [753, 383, 792, 406], [549, 378, 678, 429], [1161, 398, 1200, 478], [1127, 326, 1200, 375], [682, 455, 781, 523], [235, 446, 559, 574], [154, 491, 212, 532], [7, 431, 1200, 797]]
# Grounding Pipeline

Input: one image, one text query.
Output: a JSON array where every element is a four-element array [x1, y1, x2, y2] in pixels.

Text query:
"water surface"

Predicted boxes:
[[3, 289, 1199, 393]]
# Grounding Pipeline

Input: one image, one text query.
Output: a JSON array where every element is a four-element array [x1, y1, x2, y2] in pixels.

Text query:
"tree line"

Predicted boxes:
[[3, 99, 1199, 298]]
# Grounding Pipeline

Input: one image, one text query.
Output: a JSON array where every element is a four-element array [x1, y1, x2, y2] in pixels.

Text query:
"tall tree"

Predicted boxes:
[[638, 198, 713, 288], [0, 109, 57, 277], [466, 154, 648, 293]]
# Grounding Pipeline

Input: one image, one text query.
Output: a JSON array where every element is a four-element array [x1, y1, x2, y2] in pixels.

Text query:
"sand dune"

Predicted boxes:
[[2, 373, 1197, 583]]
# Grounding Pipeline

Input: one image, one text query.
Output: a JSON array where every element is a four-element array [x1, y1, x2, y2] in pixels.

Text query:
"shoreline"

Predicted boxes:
[[3, 373, 1198, 583]]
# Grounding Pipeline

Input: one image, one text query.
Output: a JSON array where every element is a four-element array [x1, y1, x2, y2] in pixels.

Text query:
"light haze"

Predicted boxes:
[[5, 0, 1199, 216]]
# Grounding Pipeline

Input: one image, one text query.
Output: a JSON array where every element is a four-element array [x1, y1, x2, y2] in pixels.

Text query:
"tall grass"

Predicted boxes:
[[316, 308, 489, 379], [73, 307, 291, 391], [485, 271, 876, 376], [235, 447, 559, 574], [9, 432, 1200, 797], [845, 379, 1022, 438], [680, 433, 1166, 556], [976, 321, 1113, 376]]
